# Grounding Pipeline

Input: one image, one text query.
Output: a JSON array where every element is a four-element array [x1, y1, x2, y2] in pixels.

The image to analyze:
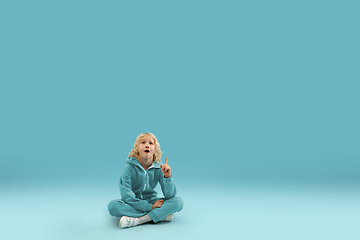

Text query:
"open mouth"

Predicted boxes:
[[144, 150, 150, 153]]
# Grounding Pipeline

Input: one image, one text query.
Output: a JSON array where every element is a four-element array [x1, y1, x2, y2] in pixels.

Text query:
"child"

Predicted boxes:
[[108, 132, 184, 228]]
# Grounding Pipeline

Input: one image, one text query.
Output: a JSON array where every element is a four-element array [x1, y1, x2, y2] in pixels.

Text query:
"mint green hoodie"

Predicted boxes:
[[119, 157, 177, 212]]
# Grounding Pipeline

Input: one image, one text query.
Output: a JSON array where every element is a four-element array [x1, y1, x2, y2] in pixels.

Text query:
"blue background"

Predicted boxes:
[[1, 1, 359, 239]]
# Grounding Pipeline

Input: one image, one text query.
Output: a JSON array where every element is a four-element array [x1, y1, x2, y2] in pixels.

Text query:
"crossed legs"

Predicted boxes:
[[108, 196, 184, 226]]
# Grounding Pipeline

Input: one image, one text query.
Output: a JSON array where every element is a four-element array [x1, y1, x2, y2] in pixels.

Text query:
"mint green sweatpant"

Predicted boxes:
[[107, 196, 183, 223]]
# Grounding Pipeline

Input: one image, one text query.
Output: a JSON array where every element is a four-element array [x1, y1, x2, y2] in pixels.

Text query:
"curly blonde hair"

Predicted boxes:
[[128, 132, 163, 163]]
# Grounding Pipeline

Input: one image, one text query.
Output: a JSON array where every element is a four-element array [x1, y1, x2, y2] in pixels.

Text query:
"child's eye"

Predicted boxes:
[[150, 142, 153, 145]]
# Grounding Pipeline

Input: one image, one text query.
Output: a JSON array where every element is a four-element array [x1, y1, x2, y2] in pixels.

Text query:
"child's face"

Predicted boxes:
[[138, 135, 156, 160]]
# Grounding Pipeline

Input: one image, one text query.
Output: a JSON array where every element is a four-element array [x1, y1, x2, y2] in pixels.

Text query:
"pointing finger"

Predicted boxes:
[[165, 157, 167, 165]]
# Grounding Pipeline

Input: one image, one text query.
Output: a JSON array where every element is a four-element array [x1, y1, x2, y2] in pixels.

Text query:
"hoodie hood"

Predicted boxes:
[[126, 157, 161, 169]]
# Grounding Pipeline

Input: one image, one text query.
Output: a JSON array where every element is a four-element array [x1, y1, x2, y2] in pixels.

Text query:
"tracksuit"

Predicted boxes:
[[108, 157, 183, 223]]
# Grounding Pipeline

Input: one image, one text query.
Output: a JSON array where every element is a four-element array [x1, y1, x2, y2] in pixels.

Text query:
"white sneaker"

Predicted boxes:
[[161, 214, 174, 222], [119, 216, 139, 228]]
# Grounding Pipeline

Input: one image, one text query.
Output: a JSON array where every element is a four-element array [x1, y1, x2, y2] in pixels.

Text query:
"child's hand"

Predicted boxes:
[[160, 157, 171, 178], [152, 199, 164, 209]]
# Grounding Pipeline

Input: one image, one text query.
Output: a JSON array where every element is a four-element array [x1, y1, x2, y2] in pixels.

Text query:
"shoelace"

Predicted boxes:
[[126, 217, 139, 227]]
